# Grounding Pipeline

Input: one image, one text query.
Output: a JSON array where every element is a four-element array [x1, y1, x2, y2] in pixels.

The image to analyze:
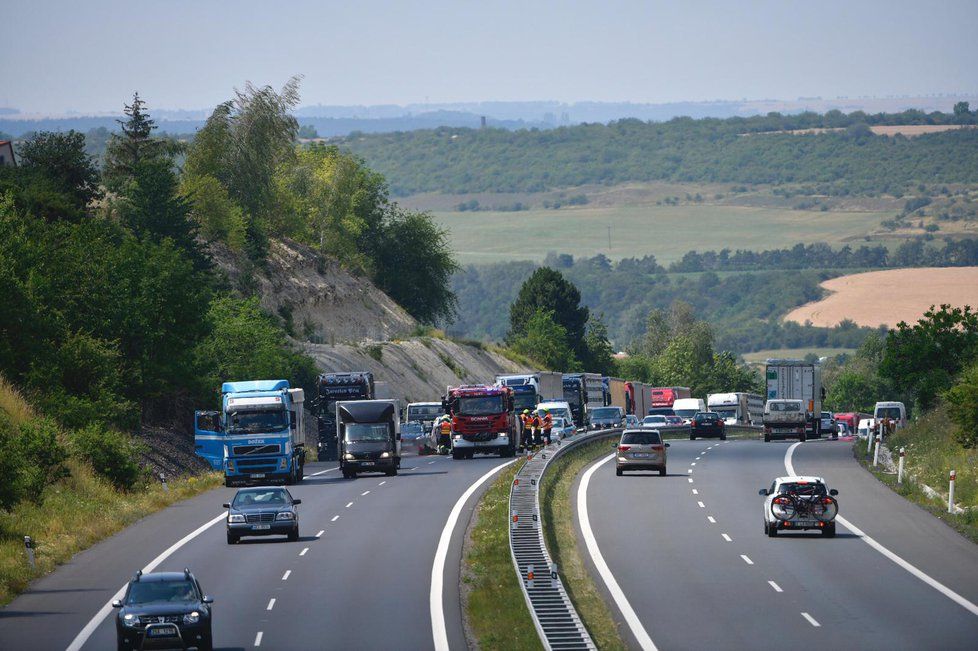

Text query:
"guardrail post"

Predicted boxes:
[[159, 472, 169, 492], [949, 470, 956, 513], [24, 536, 35, 570], [897, 447, 905, 484], [873, 435, 881, 467]]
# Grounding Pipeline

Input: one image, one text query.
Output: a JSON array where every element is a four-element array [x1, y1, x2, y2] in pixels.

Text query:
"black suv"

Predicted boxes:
[[690, 411, 726, 440], [113, 569, 213, 651]]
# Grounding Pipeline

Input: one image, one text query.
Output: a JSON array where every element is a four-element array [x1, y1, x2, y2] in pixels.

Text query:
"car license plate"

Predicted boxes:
[[360, 461, 374, 466], [632, 452, 650, 458], [251, 473, 265, 478], [147, 624, 178, 637], [775, 428, 795, 433], [252, 524, 271, 530]]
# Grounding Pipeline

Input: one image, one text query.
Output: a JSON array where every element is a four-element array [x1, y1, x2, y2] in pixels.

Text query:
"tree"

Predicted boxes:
[[637, 308, 670, 357], [507, 267, 589, 360], [825, 369, 878, 413], [511, 309, 579, 372], [944, 362, 978, 448], [583, 316, 615, 375], [17, 130, 101, 211], [180, 174, 247, 250], [103, 93, 169, 190], [298, 124, 319, 139], [953, 101, 972, 124]]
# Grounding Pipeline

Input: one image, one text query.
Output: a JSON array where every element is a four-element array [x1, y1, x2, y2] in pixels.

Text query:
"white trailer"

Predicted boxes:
[[707, 392, 764, 426], [765, 359, 823, 437]]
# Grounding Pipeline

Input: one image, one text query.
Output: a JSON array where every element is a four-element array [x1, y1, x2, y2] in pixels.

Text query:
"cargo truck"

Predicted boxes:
[[562, 373, 604, 427], [495, 373, 563, 413], [336, 399, 400, 478], [604, 377, 628, 411], [194, 380, 306, 487], [624, 381, 650, 416], [765, 359, 824, 438], [405, 401, 444, 430], [649, 387, 692, 410], [313, 372, 374, 461], [443, 384, 518, 458], [707, 392, 764, 426]]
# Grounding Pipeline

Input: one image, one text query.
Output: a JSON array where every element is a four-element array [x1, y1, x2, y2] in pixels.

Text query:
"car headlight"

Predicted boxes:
[[380, 451, 390, 458], [344, 453, 355, 460], [123, 613, 140, 628], [276, 511, 295, 520], [183, 611, 200, 624], [228, 514, 245, 523]]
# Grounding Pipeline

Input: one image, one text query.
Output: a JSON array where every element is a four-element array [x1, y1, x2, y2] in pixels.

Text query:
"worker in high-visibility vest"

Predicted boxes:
[[437, 415, 452, 454], [519, 410, 531, 450], [528, 411, 541, 447], [541, 409, 553, 445]]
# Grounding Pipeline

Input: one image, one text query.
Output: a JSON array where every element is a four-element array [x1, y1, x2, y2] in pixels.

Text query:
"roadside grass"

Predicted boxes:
[[539, 436, 627, 651], [0, 460, 222, 605], [463, 458, 541, 650], [852, 409, 978, 544]]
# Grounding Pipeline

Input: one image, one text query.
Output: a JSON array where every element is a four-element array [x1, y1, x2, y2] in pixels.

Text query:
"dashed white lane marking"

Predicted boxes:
[[688, 478, 694, 483], [697, 501, 705, 508], [299, 547, 309, 556], [707, 516, 716, 524], [695, 456, 701, 460], [691, 489, 699, 495], [721, 533, 732, 542], [687, 469, 693, 474], [428, 460, 436, 464], [690, 462, 696, 466], [316, 530, 324, 538], [741, 555, 754, 565], [432, 459, 517, 651], [281, 570, 291, 581], [266, 598, 275, 611], [345, 501, 354, 508], [578, 454, 659, 651], [306, 466, 339, 478], [801, 612, 821, 627], [254, 631, 263, 646], [785, 442, 978, 618], [331, 515, 339, 522], [379, 481, 386, 486], [361, 490, 370, 496], [768, 580, 783, 592]]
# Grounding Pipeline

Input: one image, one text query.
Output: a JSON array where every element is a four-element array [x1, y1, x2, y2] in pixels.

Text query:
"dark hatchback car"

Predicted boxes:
[[690, 411, 726, 440], [225, 487, 301, 544], [113, 569, 213, 651]]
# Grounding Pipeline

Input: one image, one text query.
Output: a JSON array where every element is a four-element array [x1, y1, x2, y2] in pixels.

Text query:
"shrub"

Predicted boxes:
[[944, 363, 978, 448], [0, 414, 69, 508], [71, 425, 145, 490]]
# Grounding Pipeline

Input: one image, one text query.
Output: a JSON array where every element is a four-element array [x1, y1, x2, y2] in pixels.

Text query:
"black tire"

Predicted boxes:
[[800, 432, 808, 442], [764, 433, 771, 442], [689, 434, 696, 441], [385, 467, 397, 476], [452, 448, 464, 460], [720, 434, 727, 441], [616, 467, 623, 476], [226, 532, 238, 545], [224, 478, 233, 487], [287, 528, 299, 542], [659, 467, 666, 476], [767, 522, 777, 537], [822, 523, 836, 538], [466, 450, 476, 459]]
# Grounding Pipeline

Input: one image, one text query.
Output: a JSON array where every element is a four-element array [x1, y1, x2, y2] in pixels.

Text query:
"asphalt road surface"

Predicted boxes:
[[0, 454, 513, 651], [578, 438, 978, 651]]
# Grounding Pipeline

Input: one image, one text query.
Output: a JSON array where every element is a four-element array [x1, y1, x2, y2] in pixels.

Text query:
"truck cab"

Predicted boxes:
[[444, 385, 517, 459], [405, 401, 444, 431], [337, 400, 400, 478], [313, 372, 374, 461], [763, 399, 807, 442]]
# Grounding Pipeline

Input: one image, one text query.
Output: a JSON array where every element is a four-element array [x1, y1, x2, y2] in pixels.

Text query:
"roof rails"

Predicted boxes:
[[184, 567, 192, 578], [134, 569, 143, 581]]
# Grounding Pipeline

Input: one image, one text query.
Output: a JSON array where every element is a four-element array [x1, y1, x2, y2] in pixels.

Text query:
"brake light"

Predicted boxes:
[[618, 445, 630, 451], [651, 444, 664, 451]]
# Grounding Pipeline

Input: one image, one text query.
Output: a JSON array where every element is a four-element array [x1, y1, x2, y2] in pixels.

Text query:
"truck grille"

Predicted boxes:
[[462, 432, 496, 442], [237, 458, 277, 469], [233, 444, 280, 455], [245, 513, 276, 523]]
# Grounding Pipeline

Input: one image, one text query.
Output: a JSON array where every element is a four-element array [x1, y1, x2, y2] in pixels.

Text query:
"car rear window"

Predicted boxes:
[[779, 482, 827, 496], [622, 431, 662, 445]]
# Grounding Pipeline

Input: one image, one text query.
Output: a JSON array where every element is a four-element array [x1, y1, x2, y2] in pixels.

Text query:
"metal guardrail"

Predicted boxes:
[[508, 428, 621, 651]]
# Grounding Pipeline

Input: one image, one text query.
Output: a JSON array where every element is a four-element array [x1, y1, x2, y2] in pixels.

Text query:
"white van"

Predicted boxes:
[[672, 398, 706, 424], [537, 401, 574, 431], [874, 401, 907, 429], [857, 418, 876, 439]]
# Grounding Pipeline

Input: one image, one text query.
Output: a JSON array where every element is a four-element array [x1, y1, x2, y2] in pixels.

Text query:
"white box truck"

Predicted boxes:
[[765, 359, 824, 438], [707, 392, 764, 426]]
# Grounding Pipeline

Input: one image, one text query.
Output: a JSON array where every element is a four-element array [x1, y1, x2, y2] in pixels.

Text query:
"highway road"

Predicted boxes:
[[0, 454, 513, 650], [577, 438, 978, 651]]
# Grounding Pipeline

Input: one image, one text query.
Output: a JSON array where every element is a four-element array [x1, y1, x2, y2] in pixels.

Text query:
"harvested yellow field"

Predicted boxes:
[[785, 267, 978, 328]]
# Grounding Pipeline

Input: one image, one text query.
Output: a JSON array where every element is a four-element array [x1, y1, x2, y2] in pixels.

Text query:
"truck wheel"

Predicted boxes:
[[452, 449, 464, 460], [224, 478, 233, 488]]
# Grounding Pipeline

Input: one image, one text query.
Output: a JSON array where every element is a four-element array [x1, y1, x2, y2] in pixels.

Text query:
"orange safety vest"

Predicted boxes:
[[542, 414, 553, 429], [440, 420, 451, 435]]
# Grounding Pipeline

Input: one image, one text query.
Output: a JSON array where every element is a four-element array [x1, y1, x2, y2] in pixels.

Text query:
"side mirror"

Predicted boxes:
[[202, 595, 214, 604], [112, 599, 123, 608], [758, 489, 768, 496], [829, 489, 839, 496], [222, 503, 230, 509], [293, 498, 302, 505]]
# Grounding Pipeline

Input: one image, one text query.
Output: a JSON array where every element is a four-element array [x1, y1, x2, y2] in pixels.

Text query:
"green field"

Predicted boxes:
[[741, 347, 855, 364], [432, 204, 891, 264]]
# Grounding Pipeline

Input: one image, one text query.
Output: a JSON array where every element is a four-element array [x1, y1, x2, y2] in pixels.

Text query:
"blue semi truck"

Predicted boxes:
[[194, 380, 307, 487]]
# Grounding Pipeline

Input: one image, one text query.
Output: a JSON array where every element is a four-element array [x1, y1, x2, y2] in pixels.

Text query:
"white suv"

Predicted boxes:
[[760, 476, 839, 537]]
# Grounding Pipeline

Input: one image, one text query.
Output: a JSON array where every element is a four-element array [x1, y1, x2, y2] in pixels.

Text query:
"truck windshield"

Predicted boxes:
[[226, 409, 288, 435], [345, 423, 390, 442], [563, 386, 581, 406], [590, 408, 620, 419], [513, 393, 537, 411], [407, 405, 442, 421], [876, 407, 902, 419], [457, 395, 505, 415], [713, 407, 738, 420], [770, 402, 802, 412]]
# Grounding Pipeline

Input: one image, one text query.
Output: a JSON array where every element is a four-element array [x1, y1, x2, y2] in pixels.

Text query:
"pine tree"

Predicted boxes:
[[104, 92, 167, 189]]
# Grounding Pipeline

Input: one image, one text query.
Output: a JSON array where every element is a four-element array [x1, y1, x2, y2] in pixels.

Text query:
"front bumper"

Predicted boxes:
[[224, 471, 291, 485], [452, 433, 509, 449], [343, 457, 396, 471], [117, 620, 209, 650], [228, 520, 297, 537]]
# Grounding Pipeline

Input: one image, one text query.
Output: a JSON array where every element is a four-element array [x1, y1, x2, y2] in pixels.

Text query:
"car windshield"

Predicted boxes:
[[779, 482, 827, 496], [457, 395, 504, 415], [401, 423, 424, 435], [407, 405, 442, 421], [666, 416, 683, 424], [226, 409, 287, 435], [695, 412, 718, 420], [821, 412, 833, 419], [590, 408, 620, 419], [233, 489, 289, 507], [770, 402, 802, 412], [126, 579, 198, 605], [345, 423, 390, 442], [552, 417, 567, 427], [622, 431, 662, 444], [643, 416, 666, 424]]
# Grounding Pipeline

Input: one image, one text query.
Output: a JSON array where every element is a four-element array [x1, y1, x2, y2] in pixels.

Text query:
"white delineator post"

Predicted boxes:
[[949, 470, 956, 514], [897, 447, 905, 484], [24, 536, 35, 570], [873, 435, 881, 467]]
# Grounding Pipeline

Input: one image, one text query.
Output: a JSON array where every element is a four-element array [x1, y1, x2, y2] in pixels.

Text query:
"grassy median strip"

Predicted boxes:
[[0, 463, 222, 605], [540, 436, 627, 651], [462, 458, 542, 651]]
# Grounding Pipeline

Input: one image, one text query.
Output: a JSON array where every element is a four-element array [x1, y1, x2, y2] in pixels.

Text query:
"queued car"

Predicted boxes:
[[113, 569, 213, 651], [224, 487, 301, 544], [589, 406, 625, 429], [624, 414, 641, 428], [400, 421, 434, 454], [664, 415, 684, 427], [551, 416, 576, 441], [690, 411, 725, 440], [616, 428, 669, 476], [760, 476, 839, 537], [642, 415, 668, 427], [820, 411, 838, 439]]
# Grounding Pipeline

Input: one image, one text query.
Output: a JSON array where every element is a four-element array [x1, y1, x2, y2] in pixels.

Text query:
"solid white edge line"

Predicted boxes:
[[579, 453, 658, 651], [65, 511, 227, 651], [768, 580, 783, 592], [785, 442, 978, 618], [306, 466, 339, 478], [431, 459, 517, 651], [801, 612, 821, 627]]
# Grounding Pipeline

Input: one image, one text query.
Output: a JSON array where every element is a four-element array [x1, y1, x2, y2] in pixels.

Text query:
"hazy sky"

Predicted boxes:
[[3, 0, 977, 114]]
